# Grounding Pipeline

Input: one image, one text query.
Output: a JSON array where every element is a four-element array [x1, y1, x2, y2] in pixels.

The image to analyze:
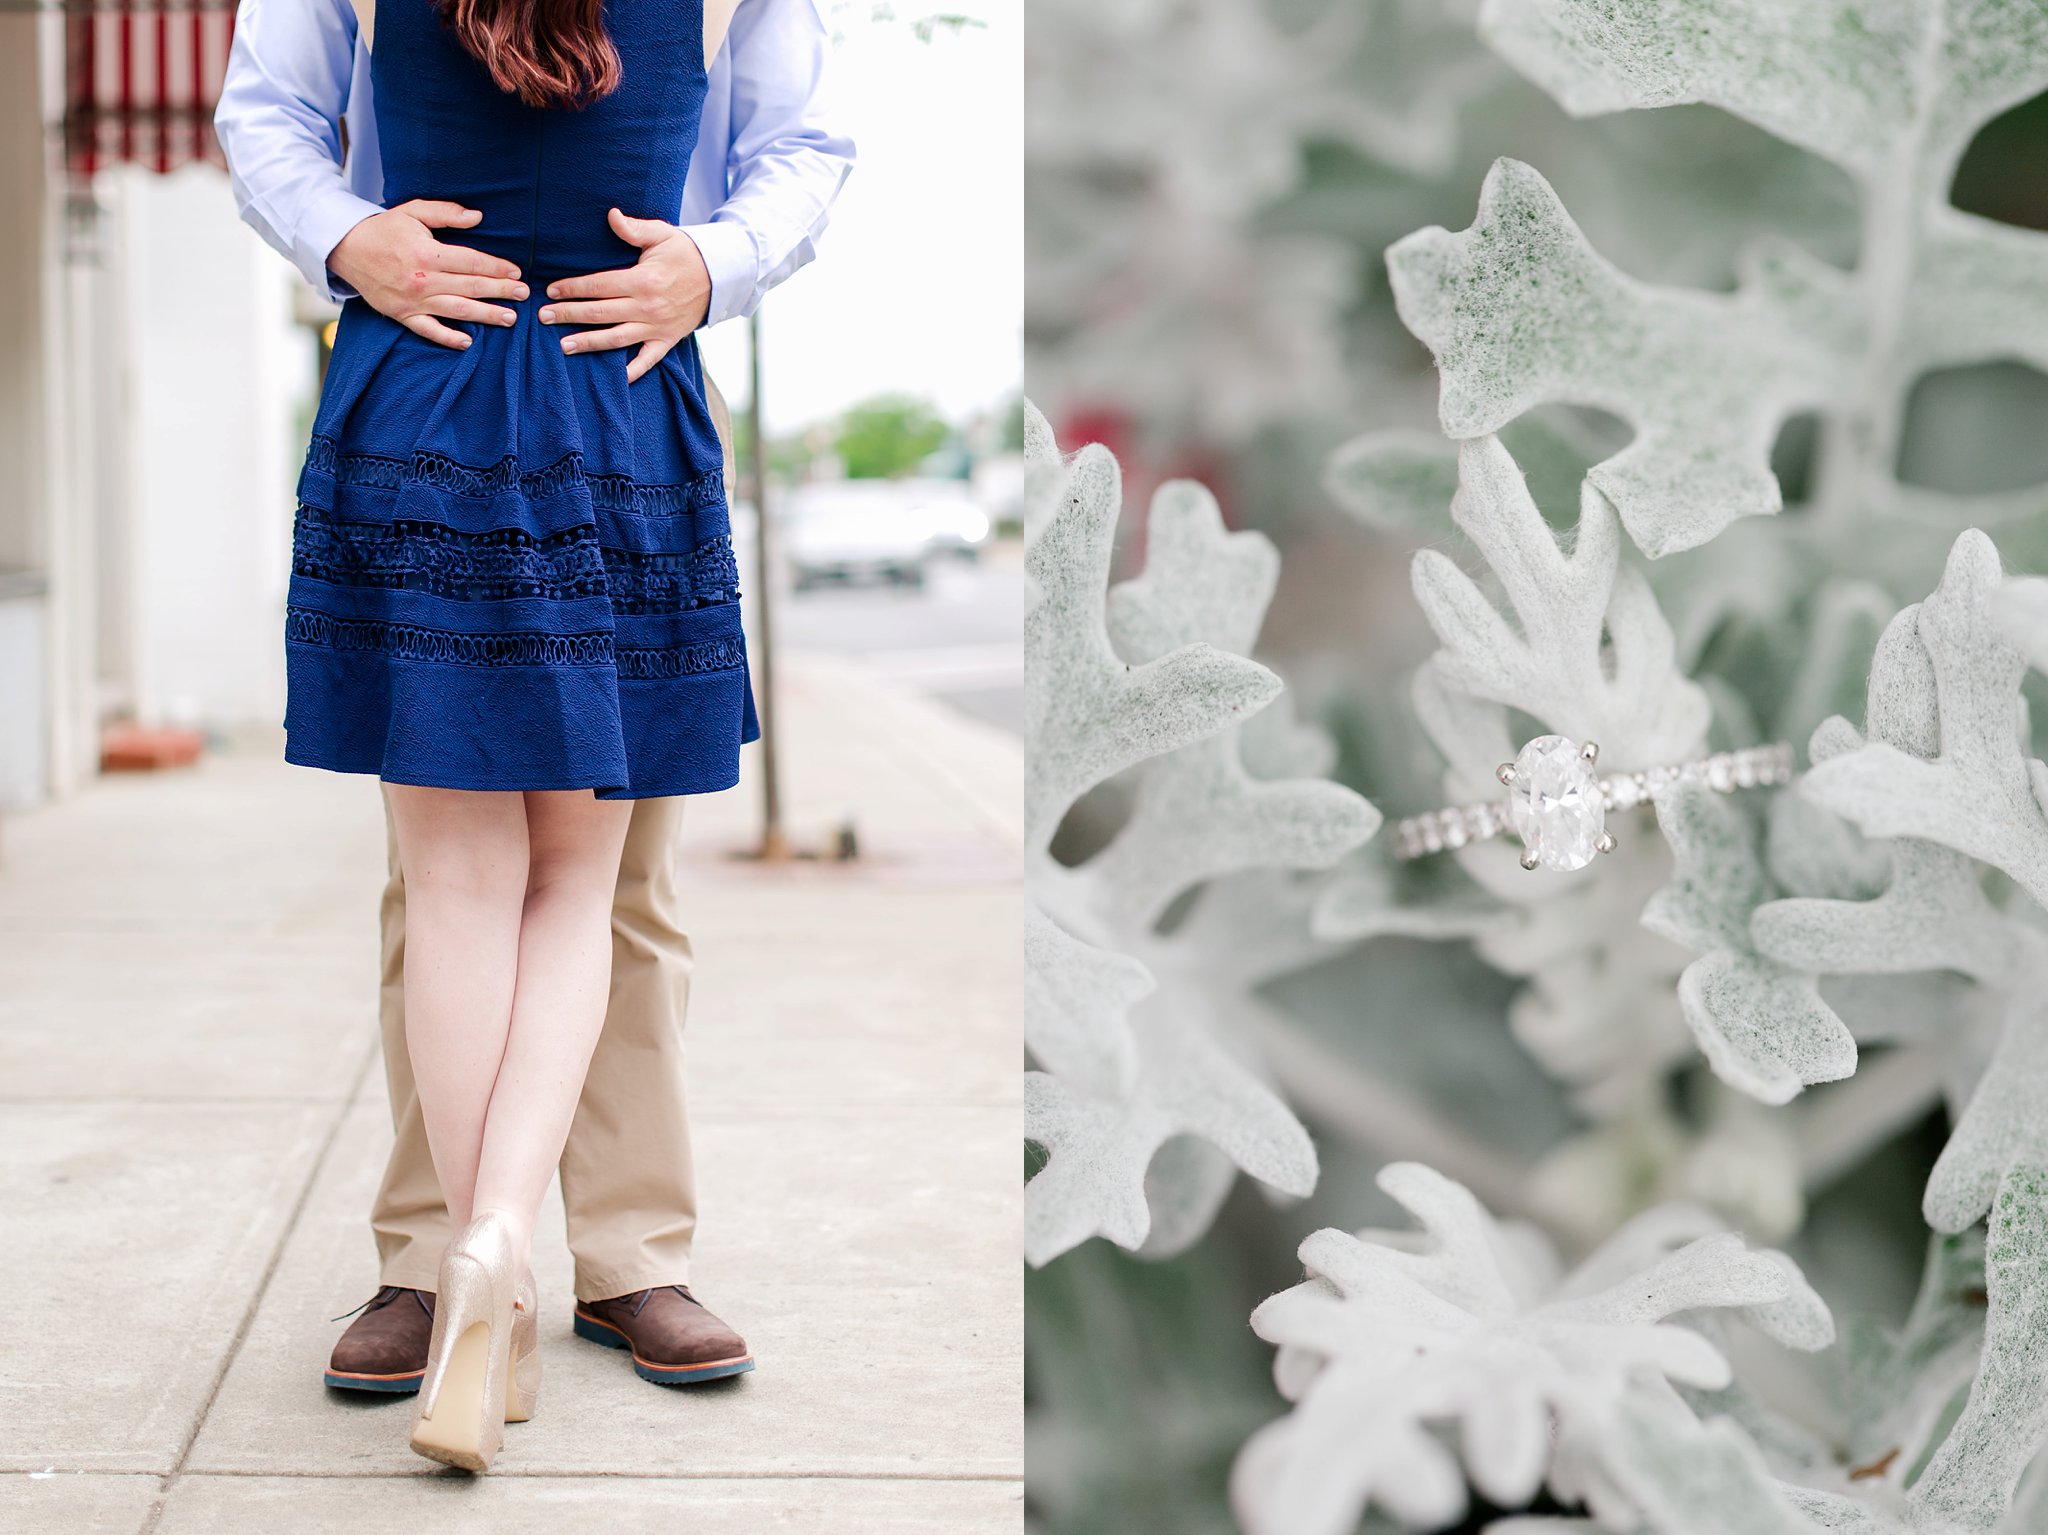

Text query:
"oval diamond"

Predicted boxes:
[[1506, 735, 1605, 872]]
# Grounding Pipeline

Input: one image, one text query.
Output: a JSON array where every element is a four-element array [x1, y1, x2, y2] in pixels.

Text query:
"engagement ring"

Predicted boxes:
[[1390, 736, 1795, 872]]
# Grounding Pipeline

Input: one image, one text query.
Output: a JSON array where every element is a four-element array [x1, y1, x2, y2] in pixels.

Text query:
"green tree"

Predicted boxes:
[[835, 395, 951, 479]]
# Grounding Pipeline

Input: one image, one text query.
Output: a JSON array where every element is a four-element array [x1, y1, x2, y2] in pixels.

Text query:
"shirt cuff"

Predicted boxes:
[[296, 184, 386, 305], [679, 219, 759, 330]]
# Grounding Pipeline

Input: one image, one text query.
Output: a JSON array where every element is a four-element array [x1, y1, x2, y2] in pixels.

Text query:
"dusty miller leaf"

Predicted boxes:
[[1581, 1405, 1825, 1535], [1465, 0, 2048, 555], [1642, 783, 1856, 1106], [1923, 992, 2048, 1239], [1025, 1007, 1319, 1266], [1065, 484, 1383, 933], [1024, 439, 1278, 856], [1386, 158, 1857, 557], [1754, 612, 2031, 992], [1230, 1162, 1831, 1535], [1023, 412, 1379, 1264], [1801, 532, 2048, 915], [1312, 844, 1510, 945], [1023, 902, 1148, 1097], [1415, 434, 1710, 784], [1375, 436, 1747, 1195], [1909, 1163, 2048, 1532], [1324, 428, 1463, 539], [1324, 412, 1610, 541], [1025, 0, 1477, 439]]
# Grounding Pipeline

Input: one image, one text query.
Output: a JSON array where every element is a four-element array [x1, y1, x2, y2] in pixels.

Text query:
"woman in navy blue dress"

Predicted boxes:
[[286, 0, 753, 1471]]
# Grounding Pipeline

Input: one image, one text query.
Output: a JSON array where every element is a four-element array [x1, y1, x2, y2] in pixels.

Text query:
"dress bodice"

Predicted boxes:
[[370, 0, 709, 281]]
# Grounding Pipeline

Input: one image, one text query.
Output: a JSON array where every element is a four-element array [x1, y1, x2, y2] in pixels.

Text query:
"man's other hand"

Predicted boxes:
[[538, 208, 712, 384], [327, 200, 528, 349]]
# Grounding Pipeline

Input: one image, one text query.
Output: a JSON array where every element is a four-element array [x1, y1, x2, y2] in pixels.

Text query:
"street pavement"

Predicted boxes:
[[0, 651, 1022, 1533], [765, 540, 1025, 739]]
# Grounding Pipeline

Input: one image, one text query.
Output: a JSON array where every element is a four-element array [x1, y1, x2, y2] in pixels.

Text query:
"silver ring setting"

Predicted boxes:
[[1390, 736, 1795, 872]]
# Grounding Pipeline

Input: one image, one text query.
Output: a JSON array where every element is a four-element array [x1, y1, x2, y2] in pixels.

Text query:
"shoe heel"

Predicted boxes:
[[505, 1346, 540, 1423], [504, 1271, 540, 1424], [410, 1218, 516, 1472]]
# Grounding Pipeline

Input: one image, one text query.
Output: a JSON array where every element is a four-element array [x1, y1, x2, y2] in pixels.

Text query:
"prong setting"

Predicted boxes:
[[1519, 849, 1540, 870], [1502, 735, 1606, 872], [1496, 762, 1517, 787], [1596, 832, 1618, 854], [1580, 741, 1600, 766]]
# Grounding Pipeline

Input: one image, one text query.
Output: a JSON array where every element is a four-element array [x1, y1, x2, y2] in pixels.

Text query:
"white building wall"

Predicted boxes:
[[0, 13, 317, 809], [0, 11, 66, 805], [108, 163, 314, 728]]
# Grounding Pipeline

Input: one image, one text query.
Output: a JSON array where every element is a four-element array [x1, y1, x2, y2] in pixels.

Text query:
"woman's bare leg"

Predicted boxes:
[[382, 784, 530, 1233], [468, 789, 635, 1271]]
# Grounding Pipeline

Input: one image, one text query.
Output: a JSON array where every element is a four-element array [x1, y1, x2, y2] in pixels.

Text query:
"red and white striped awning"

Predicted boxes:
[[64, 0, 238, 183]]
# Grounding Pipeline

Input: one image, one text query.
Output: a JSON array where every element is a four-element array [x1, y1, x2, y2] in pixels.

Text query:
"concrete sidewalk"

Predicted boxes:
[[0, 653, 1022, 1533]]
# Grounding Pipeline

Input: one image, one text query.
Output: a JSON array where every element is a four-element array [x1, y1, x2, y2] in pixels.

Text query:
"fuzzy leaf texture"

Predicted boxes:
[[1328, 433, 1731, 1217], [1374, 0, 2048, 562], [1412, 435, 1711, 768], [1800, 533, 2048, 913], [1230, 1163, 1833, 1535], [1642, 784, 1856, 1107], [1023, 405, 1380, 1265], [1764, 532, 2048, 1238], [1388, 157, 1856, 557]]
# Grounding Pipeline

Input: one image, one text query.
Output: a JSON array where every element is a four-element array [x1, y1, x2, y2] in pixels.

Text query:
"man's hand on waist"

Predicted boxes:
[[328, 200, 529, 349], [538, 208, 712, 384]]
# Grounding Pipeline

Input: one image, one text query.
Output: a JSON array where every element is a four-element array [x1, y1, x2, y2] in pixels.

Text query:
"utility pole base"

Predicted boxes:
[[724, 817, 860, 865]]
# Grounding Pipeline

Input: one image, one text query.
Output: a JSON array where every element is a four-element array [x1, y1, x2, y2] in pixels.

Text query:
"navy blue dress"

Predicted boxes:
[[285, 0, 758, 798]]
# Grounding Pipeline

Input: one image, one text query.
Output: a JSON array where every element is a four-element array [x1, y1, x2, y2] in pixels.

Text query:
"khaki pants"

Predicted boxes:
[[368, 372, 735, 1304], [370, 793, 700, 1303]]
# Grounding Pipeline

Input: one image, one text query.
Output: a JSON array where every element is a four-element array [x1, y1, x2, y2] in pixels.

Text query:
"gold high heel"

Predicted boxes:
[[410, 1213, 518, 1472], [505, 1269, 540, 1424]]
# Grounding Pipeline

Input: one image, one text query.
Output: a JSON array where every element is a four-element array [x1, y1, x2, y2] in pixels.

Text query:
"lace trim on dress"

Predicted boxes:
[[291, 507, 742, 612], [285, 608, 748, 679], [302, 435, 727, 518]]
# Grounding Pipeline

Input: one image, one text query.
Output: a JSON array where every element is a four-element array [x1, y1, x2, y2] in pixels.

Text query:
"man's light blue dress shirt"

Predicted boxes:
[[214, 0, 854, 328]]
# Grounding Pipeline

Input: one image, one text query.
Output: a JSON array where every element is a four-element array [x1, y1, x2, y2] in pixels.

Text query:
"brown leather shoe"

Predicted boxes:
[[574, 1285, 755, 1384], [326, 1285, 434, 1393]]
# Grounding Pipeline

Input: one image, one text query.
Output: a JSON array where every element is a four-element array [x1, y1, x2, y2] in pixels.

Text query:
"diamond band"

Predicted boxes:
[[1390, 738, 1795, 870]]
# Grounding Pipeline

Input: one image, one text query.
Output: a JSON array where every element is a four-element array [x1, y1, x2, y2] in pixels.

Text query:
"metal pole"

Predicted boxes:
[[746, 308, 787, 860]]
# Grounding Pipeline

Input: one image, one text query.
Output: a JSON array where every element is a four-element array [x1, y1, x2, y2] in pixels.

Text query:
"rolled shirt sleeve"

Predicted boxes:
[[682, 0, 856, 329], [214, 0, 384, 303]]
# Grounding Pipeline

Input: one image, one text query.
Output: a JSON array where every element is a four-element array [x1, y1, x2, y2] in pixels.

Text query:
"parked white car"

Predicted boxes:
[[779, 481, 938, 588], [892, 478, 992, 561]]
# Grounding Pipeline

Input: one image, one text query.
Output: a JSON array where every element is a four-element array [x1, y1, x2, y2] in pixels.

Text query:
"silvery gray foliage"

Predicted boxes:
[[1756, 535, 2048, 1243], [1389, 155, 1854, 558], [1023, 404, 1381, 1265], [1311, 472, 2048, 1529], [1777, 1165, 2048, 1535], [1232, 1161, 2048, 1535], [1274, 2, 2048, 1522], [1229, 1162, 1834, 1535], [1642, 783, 1856, 1108], [1356, 0, 2048, 590], [1289, 516, 2048, 1533], [1321, 433, 1812, 1244], [1801, 535, 2048, 916]]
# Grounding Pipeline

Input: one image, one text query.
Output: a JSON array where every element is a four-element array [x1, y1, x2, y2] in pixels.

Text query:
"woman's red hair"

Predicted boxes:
[[434, 0, 622, 110]]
